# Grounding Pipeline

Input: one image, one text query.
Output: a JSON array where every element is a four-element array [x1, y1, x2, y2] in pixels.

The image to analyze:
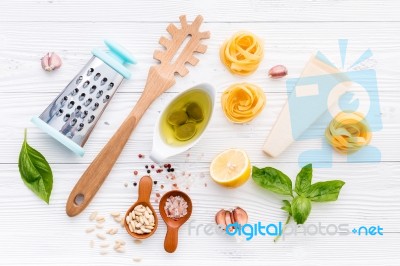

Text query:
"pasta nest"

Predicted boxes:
[[220, 31, 264, 76], [221, 83, 266, 123], [325, 112, 372, 154]]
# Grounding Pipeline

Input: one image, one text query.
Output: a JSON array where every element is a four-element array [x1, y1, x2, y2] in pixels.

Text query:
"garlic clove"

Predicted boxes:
[[224, 210, 233, 226], [268, 65, 288, 79], [41, 52, 62, 72], [232, 207, 248, 225], [215, 209, 227, 230]]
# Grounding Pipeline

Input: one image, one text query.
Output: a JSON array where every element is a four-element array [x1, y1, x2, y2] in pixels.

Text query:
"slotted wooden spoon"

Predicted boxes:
[[66, 15, 210, 217]]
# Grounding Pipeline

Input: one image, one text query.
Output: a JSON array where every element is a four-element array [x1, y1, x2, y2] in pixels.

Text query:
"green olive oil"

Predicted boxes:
[[160, 89, 212, 146]]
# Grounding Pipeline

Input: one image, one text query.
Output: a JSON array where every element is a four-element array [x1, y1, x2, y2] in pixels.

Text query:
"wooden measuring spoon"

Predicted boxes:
[[124, 176, 158, 239], [66, 15, 209, 217], [159, 190, 193, 253]]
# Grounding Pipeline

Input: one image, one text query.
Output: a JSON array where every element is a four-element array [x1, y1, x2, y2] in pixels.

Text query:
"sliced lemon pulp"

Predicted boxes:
[[210, 149, 251, 188]]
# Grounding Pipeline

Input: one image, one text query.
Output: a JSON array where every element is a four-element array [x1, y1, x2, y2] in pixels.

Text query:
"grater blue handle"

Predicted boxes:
[[92, 40, 137, 80], [31, 116, 85, 157]]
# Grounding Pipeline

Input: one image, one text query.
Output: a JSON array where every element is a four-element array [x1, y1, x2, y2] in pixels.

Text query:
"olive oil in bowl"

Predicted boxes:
[[150, 84, 216, 163], [160, 89, 212, 146]]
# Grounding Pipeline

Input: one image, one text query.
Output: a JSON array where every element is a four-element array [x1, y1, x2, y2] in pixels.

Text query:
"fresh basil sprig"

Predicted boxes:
[[252, 163, 345, 240], [18, 129, 53, 204]]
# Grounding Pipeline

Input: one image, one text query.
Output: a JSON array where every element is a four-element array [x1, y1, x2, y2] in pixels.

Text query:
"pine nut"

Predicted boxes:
[[96, 216, 105, 223], [115, 239, 125, 245], [106, 228, 117, 235], [149, 215, 154, 223], [110, 211, 120, 217], [96, 233, 106, 240], [89, 211, 98, 221], [115, 246, 125, 253]]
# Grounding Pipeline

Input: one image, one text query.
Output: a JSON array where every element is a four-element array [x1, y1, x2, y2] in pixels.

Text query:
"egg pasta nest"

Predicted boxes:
[[325, 112, 372, 154], [220, 31, 264, 76]]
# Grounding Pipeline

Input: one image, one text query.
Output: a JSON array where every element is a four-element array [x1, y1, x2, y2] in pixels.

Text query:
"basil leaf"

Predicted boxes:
[[18, 129, 53, 204], [281, 200, 292, 216], [294, 163, 312, 196], [291, 196, 312, 224], [252, 166, 293, 196], [307, 180, 345, 202]]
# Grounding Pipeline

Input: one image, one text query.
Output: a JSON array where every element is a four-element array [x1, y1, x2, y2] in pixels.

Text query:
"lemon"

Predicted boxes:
[[210, 149, 251, 188]]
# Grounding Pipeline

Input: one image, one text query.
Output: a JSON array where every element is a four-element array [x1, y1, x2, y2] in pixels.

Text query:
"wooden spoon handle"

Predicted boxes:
[[164, 226, 179, 253], [137, 176, 153, 203], [66, 96, 152, 217]]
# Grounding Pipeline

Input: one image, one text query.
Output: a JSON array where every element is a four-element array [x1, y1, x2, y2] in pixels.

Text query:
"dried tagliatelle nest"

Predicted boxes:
[[221, 82, 266, 123], [220, 31, 264, 76], [325, 112, 372, 154]]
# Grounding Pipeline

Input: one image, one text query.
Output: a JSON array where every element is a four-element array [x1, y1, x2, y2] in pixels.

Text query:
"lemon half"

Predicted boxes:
[[210, 149, 251, 188]]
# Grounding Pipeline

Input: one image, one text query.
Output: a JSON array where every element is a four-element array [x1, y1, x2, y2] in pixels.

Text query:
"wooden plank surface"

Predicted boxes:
[[1, 0, 399, 265]]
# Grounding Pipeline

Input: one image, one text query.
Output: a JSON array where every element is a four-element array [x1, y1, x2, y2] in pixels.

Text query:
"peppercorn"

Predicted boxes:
[[133, 170, 138, 175], [153, 181, 158, 185], [147, 170, 151, 174], [145, 165, 149, 169], [151, 165, 155, 169], [133, 182, 137, 186], [171, 168, 175, 172]]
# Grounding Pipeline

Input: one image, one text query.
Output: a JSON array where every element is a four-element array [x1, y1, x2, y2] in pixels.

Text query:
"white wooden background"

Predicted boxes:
[[1, 1, 400, 265]]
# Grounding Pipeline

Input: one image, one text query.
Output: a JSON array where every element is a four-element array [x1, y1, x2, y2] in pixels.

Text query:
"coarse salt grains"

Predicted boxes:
[[126, 204, 155, 235], [164, 196, 188, 220]]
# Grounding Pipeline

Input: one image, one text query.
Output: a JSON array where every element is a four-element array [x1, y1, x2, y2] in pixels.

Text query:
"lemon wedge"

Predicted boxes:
[[210, 149, 251, 188]]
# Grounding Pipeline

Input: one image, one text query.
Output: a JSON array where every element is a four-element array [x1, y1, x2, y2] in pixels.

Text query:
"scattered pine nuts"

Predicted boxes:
[[126, 204, 155, 235], [90, 240, 94, 248], [96, 233, 106, 240], [89, 211, 98, 221], [133, 258, 142, 262], [114, 246, 125, 253], [106, 228, 118, 235], [85, 227, 95, 233], [115, 239, 126, 245]]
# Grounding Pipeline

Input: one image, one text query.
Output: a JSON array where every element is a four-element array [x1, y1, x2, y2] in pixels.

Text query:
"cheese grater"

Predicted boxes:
[[32, 40, 136, 156]]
